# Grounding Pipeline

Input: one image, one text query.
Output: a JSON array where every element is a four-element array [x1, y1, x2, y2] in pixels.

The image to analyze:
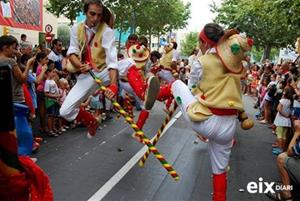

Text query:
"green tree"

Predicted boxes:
[[137, 0, 191, 50], [104, 0, 136, 51], [211, 0, 300, 59], [105, 0, 135, 34], [57, 25, 71, 47], [180, 32, 198, 56], [251, 46, 280, 62], [46, 0, 83, 25], [46, 0, 191, 51]]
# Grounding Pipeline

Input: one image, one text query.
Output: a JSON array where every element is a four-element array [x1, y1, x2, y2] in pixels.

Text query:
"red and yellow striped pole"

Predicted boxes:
[[139, 101, 178, 166], [115, 94, 134, 120], [89, 71, 179, 181], [124, 94, 134, 118]]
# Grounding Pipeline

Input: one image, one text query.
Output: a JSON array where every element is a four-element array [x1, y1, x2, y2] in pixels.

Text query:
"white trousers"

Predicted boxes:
[[119, 81, 144, 109], [60, 69, 110, 121], [157, 70, 175, 83], [171, 80, 237, 174]]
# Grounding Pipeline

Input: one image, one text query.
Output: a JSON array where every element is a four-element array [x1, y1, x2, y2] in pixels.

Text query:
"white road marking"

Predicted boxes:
[[87, 111, 182, 201]]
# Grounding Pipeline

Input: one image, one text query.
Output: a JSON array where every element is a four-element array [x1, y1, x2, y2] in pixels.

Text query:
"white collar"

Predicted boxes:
[[205, 47, 216, 54], [84, 22, 98, 34]]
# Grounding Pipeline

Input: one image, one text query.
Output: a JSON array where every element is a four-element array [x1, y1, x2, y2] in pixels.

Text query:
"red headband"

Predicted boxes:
[[199, 29, 217, 46]]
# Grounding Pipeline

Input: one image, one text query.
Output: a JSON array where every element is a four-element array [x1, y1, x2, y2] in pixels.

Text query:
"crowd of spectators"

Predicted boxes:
[[242, 58, 300, 200]]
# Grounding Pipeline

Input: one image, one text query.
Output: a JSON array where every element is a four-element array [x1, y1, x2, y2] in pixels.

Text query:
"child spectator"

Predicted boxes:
[[58, 78, 69, 132], [44, 64, 61, 137], [58, 78, 69, 106], [272, 87, 294, 155], [261, 74, 278, 124], [34, 52, 49, 133], [258, 78, 269, 121], [90, 89, 103, 122], [250, 76, 259, 96], [271, 80, 285, 122]]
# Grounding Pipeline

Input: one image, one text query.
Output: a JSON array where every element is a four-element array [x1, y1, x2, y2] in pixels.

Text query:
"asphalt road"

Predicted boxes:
[[35, 96, 283, 201]]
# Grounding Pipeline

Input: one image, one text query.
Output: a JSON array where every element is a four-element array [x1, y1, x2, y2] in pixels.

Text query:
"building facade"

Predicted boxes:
[[0, 0, 58, 45]]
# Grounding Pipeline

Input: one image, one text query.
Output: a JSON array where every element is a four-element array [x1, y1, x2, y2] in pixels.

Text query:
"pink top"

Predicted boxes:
[[36, 65, 45, 93], [59, 88, 68, 105], [260, 86, 267, 99]]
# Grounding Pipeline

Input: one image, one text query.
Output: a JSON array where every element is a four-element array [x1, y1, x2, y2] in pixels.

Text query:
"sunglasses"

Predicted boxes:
[[89, 11, 102, 17]]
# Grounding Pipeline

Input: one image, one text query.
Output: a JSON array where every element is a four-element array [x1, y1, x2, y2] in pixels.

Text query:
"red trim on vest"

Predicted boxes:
[[209, 108, 238, 116], [200, 94, 237, 116]]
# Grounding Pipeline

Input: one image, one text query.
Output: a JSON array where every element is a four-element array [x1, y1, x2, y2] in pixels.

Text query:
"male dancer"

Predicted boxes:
[[157, 41, 180, 83], [60, 0, 118, 137], [157, 23, 254, 201], [118, 40, 160, 130]]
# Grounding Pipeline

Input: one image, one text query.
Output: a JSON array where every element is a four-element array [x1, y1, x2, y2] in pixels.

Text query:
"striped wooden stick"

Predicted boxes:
[[124, 93, 134, 118], [89, 71, 179, 181], [139, 101, 178, 167], [115, 94, 134, 120]]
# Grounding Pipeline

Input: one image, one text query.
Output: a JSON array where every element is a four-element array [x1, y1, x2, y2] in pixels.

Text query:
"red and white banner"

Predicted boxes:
[[0, 0, 43, 31]]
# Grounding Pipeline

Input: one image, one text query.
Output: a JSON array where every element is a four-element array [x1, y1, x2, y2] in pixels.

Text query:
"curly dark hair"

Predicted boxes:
[[83, 0, 103, 13]]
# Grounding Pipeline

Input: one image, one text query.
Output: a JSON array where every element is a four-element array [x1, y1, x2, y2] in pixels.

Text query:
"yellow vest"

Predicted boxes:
[[187, 53, 244, 121], [77, 23, 107, 71], [160, 49, 174, 70]]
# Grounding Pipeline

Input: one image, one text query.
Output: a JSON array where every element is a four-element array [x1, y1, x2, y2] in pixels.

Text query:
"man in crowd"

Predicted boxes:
[[158, 41, 180, 83], [19, 41, 33, 57], [48, 39, 64, 71]]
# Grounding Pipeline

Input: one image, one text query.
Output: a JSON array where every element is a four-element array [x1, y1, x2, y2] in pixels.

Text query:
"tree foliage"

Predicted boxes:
[[46, 0, 83, 25], [46, 0, 191, 46], [211, 0, 300, 59], [136, 0, 191, 35], [57, 26, 71, 47], [251, 46, 280, 62], [180, 32, 198, 57]]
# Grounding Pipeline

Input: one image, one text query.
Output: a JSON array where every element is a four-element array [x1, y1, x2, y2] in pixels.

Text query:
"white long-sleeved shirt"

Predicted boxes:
[[188, 48, 216, 89], [172, 49, 180, 62], [118, 58, 135, 77], [67, 22, 118, 70]]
